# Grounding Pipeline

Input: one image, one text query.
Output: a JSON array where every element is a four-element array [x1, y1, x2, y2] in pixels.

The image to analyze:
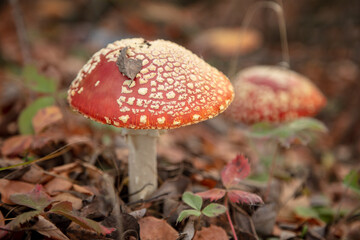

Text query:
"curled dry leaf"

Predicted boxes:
[[32, 105, 63, 134], [1, 135, 33, 157], [139, 216, 178, 240], [0, 179, 34, 204], [193, 225, 228, 240], [116, 46, 142, 81], [53, 193, 83, 210]]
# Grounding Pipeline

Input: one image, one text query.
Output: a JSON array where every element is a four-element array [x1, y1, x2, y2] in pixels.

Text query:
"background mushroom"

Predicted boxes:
[[225, 65, 327, 201], [225, 65, 326, 124], [68, 38, 234, 201]]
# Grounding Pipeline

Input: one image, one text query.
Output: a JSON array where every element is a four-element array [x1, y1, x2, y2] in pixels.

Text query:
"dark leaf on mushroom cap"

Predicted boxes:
[[116, 46, 143, 81], [68, 38, 234, 129], [225, 66, 327, 124]]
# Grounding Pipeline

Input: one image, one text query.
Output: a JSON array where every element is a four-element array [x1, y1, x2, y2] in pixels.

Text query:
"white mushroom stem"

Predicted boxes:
[[123, 129, 159, 201]]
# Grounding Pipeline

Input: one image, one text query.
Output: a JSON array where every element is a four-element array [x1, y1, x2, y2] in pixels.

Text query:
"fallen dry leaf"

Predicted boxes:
[[72, 184, 94, 196], [139, 216, 178, 240], [0, 179, 35, 204], [34, 215, 70, 240], [32, 105, 64, 134], [193, 225, 228, 240], [1, 135, 33, 157], [44, 173, 73, 195], [116, 46, 142, 81], [53, 193, 83, 210], [20, 165, 44, 183]]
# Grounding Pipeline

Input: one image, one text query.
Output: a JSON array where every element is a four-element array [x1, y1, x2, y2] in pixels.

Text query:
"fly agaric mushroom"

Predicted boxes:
[[68, 38, 234, 201], [226, 65, 326, 124]]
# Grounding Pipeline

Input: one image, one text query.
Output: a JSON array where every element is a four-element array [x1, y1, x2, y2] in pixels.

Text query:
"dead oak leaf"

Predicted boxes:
[[194, 225, 228, 240], [139, 216, 178, 240], [32, 105, 63, 134], [1, 135, 33, 157], [0, 179, 35, 204], [116, 46, 142, 82]]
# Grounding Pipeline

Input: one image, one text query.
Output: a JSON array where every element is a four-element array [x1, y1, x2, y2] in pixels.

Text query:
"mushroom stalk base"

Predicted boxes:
[[125, 129, 158, 201]]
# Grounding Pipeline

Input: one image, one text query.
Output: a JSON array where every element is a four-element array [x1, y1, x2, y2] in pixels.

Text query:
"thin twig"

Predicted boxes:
[[228, 1, 290, 77], [264, 143, 279, 202], [225, 195, 238, 240], [102, 173, 123, 240]]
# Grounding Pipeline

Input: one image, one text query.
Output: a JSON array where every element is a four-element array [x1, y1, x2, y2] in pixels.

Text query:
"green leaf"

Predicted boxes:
[[18, 96, 55, 134], [50, 201, 115, 235], [344, 170, 360, 194], [11, 210, 42, 227], [182, 192, 202, 211], [10, 185, 53, 211], [201, 203, 227, 217], [176, 209, 201, 223], [247, 118, 328, 147], [294, 206, 319, 219], [22, 65, 57, 93]]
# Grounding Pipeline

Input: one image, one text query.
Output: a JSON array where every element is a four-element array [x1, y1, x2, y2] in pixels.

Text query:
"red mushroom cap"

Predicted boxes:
[[68, 38, 234, 129], [226, 65, 327, 124]]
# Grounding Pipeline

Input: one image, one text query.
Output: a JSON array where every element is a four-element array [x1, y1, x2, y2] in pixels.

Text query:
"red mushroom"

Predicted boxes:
[[68, 38, 234, 200], [226, 65, 326, 124]]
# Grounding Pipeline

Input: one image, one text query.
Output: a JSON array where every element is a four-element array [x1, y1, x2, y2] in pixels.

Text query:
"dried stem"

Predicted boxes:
[[264, 143, 279, 202], [9, 0, 31, 64], [225, 195, 238, 240], [229, 1, 290, 77]]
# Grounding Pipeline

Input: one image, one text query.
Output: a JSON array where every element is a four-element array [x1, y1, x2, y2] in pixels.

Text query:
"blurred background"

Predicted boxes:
[[1, 0, 359, 156], [0, 0, 359, 238]]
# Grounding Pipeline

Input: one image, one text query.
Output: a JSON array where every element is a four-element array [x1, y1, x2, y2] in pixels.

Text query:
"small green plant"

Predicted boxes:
[[18, 65, 59, 135], [343, 170, 360, 195], [246, 118, 328, 200], [177, 191, 226, 223], [1, 185, 114, 239], [247, 117, 328, 148], [196, 154, 263, 240]]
